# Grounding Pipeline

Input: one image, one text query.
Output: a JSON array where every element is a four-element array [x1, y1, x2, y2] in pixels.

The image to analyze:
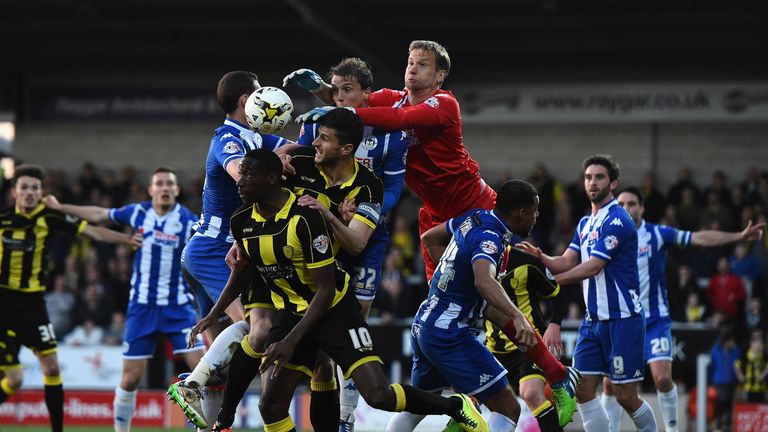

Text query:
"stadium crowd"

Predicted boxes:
[[2, 160, 766, 346]]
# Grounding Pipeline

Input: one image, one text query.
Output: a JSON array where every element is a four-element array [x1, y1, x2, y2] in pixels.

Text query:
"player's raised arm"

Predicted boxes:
[[283, 68, 334, 104], [44, 194, 110, 223], [691, 219, 766, 246], [82, 224, 139, 248]]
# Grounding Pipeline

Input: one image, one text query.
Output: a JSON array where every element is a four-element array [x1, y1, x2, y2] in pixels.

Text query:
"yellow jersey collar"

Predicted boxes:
[[251, 189, 296, 222], [16, 203, 45, 219], [317, 161, 359, 189]]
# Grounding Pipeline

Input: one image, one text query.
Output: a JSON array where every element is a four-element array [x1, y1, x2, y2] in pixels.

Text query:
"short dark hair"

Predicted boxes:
[[12, 164, 46, 185], [582, 154, 620, 181], [496, 180, 538, 214], [242, 148, 282, 177], [409, 40, 451, 76], [619, 186, 644, 205], [328, 58, 374, 90], [153, 166, 177, 176], [317, 109, 364, 152], [217, 71, 259, 114]]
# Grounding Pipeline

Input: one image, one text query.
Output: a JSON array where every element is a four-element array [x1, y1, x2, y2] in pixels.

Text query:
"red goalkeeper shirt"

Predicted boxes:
[[356, 88, 488, 221]]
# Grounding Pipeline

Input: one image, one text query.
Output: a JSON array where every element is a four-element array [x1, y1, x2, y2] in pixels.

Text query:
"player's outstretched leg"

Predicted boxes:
[[351, 362, 488, 432], [167, 380, 207, 429], [550, 366, 582, 426]]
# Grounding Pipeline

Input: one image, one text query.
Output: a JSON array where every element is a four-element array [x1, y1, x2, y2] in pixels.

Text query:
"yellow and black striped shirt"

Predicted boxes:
[[485, 246, 561, 354], [288, 147, 384, 233], [230, 190, 350, 316], [0, 204, 87, 293], [737, 349, 768, 393]]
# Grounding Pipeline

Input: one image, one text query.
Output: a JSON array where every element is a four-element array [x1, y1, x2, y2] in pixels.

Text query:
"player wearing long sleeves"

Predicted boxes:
[[288, 41, 495, 282]]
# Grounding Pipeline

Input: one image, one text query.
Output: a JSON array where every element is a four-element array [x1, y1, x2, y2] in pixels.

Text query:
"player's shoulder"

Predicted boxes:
[[507, 246, 540, 267], [355, 161, 382, 184], [0, 206, 13, 218], [230, 203, 253, 224], [292, 146, 316, 162], [424, 90, 459, 108]]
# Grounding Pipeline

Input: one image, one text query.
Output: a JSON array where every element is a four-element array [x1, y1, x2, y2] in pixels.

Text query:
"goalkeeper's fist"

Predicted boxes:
[[283, 68, 324, 93]]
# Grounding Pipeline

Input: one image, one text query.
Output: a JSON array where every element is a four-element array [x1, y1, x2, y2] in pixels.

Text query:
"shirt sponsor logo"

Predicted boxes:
[[223, 141, 240, 154], [604, 235, 619, 250], [257, 263, 296, 280], [1, 237, 34, 251], [356, 157, 373, 169], [312, 234, 330, 254], [480, 240, 498, 255], [638, 244, 651, 258], [152, 231, 180, 248]]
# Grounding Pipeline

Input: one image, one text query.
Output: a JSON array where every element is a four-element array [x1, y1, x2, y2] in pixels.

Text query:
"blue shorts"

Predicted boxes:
[[410, 323, 508, 402], [123, 302, 204, 359], [181, 236, 232, 317], [339, 225, 388, 301], [645, 315, 673, 363], [573, 314, 646, 384]]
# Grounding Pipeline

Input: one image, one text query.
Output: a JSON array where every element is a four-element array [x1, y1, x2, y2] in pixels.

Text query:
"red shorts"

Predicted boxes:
[[418, 183, 496, 281]]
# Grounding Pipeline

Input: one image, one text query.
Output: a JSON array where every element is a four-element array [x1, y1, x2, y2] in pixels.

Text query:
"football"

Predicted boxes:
[[244, 86, 294, 134]]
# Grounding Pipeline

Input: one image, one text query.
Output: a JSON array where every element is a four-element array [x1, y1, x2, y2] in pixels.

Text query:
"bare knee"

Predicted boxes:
[[653, 373, 674, 393], [259, 393, 291, 422], [4, 369, 23, 390], [519, 383, 547, 410]]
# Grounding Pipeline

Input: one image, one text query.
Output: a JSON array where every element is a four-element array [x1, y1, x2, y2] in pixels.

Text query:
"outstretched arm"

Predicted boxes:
[[516, 241, 580, 275], [44, 195, 110, 224], [283, 68, 333, 104], [82, 225, 139, 247], [691, 219, 765, 247]]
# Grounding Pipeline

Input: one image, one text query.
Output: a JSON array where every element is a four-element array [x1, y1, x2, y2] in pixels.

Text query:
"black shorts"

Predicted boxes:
[[265, 292, 382, 378], [494, 350, 546, 394], [243, 276, 277, 316], [0, 290, 58, 369]]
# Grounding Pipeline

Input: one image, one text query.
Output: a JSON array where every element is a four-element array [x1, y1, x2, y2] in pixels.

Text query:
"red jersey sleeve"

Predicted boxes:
[[356, 93, 459, 130], [368, 88, 405, 107]]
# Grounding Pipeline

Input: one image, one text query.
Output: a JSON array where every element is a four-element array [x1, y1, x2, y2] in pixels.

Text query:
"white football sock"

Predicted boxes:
[[340, 376, 360, 423], [113, 386, 137, 432], [630, 399, 658, 432], [186, 320, 249, 386], [602, 393, 623, 432], [579, 397, 610, 432], [488, 412, 517, 432], [385, 412, 427, 432], [657, 385, 679, 432]]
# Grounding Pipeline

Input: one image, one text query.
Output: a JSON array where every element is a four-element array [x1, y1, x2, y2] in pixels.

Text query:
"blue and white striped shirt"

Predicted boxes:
[[194, 118, 287, 243], [569, 199, 642, 321], [637, 220, 692, 318], [415, 209, 513, 331], [109, 202, 197, 306]]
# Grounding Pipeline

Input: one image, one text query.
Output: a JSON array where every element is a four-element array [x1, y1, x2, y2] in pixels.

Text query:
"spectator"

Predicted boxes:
[[72, 281, 114, 327], [708, 256, 747, 327], [64, 319, 105, 347], [102, 311, 126, 346], [735, 330, 768, 404], [731, 243, 762, 295], [685, 292, 707, 323], [746, 297, 767, 334], [708, 326, 741, 432], [703, 170, 732, 208], [677, 186, 703, 231], [640, 172, 667, 223], [668, 166, 701, 205], [702, 190, 734, 231], [44, 274, 76, 338], [527, 162, 561, 253], [372, 249, 413, 323], [390, 214, 417, 277], [741, 166, 762, 205]]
